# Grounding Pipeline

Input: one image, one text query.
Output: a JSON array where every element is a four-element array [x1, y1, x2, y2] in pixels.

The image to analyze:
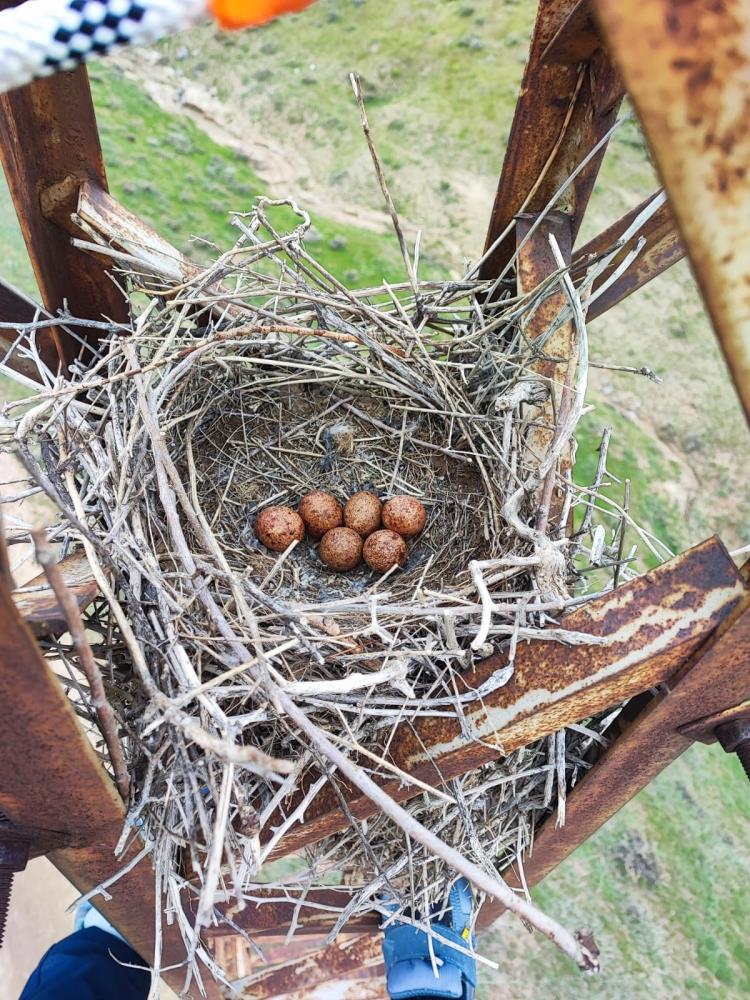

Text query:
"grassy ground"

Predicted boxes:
[[90, 62, 414, 284], [482, 743, 750, 1000], [154, 0, 656, 247], [0, 4, 748, 996]]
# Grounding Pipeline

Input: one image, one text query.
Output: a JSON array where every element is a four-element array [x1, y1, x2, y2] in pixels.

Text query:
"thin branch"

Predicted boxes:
[[32, 528, 131, 803]]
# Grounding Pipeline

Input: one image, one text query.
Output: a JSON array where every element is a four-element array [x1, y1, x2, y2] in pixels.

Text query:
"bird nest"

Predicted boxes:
[[1, 193, 666, 989]]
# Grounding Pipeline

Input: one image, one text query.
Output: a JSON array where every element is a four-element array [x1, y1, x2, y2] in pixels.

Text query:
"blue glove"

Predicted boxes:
[[382, 877, 477, 1000]]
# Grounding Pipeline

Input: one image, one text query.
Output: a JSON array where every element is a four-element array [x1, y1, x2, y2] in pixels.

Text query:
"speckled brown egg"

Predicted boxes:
[[344, 492, 382, 538], [299, 491, 343, 538], [319, 527, 363, 571], [255, 506, 305, 552], [363, 529, 408, 573], [382, 496, 427, 539]]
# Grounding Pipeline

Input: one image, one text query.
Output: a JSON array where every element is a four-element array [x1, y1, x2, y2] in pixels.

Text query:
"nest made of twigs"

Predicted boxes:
[[0, 191, 667, 989]]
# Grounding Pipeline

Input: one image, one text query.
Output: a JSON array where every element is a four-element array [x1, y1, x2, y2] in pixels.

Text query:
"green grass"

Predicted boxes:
[[161, 0, 537, 209], [156, 0, 656, 239], [0, 177, 35, 295], [575, 399, 685, 569], [89, 62, 418, 288], [480, 744, 750, 999]]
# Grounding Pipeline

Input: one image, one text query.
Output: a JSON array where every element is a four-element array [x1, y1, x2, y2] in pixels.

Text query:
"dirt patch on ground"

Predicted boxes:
[[117, 50, 399, 235]]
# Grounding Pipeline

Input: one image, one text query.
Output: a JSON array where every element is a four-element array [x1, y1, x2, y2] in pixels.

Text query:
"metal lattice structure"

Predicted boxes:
[[1, 0, 750, 996]]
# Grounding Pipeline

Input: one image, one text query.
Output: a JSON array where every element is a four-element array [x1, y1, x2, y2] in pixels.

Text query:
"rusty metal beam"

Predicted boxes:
[[572, 193, 685, 322], [477, 592, 750, 928], [50, 180, 194, 286], [479, 0, 623, 281], [274, 980, 388, 1000], [238, 589, 750, 941], [212, 888, 380, 939], [541, 0, 600, 65], [0, 29, 128, 368], [12, 550, 100, 637], [51, 181, 248, 321], [0, 551, 209, 996], [231, 933, 384, 1000], [516, 210, 575, 525], [592, 0, 750, 425], [0, 278, 49, 381], [678, 697, 750, 745], [264, 537, 744, 861], [0, 278, 38, 327]]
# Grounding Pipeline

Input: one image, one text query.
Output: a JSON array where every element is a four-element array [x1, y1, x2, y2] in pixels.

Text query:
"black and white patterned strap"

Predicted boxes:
[[0, 0, 206, 92]]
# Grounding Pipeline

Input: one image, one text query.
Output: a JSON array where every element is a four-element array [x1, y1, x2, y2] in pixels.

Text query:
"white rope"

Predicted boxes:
[[0, 0, 208, 94]]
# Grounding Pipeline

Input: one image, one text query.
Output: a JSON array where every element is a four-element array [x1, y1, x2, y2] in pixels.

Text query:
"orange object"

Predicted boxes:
[[210, 0, 316, 30]]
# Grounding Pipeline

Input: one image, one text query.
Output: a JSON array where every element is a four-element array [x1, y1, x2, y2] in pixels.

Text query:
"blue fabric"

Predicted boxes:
[[386, 957, 464, 998], [447, 879, 473, 934], [382, 878, 477, 1000], [382, 923, 477, 989], [19, 927, 150, 1000]]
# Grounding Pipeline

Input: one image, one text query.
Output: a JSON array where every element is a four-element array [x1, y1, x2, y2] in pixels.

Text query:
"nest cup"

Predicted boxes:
[[180, 341, 493, 598]]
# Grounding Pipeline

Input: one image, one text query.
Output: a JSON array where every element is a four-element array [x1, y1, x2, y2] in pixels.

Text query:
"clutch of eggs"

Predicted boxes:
[[255, 491, 427, 573]]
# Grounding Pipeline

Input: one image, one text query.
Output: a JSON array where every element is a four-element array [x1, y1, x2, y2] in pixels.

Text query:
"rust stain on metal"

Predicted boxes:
[[264, 537, 744, 861], [593, 0, 750, 425], [478, 590, 750, 929], [212, 888, 380, 938], [678, 697, 750, 745], [480, 0, 623, 280], [235, 933, 383, 1000], [516, 210, 575, 520], [0, 818, 71, 860], [573, 193, 685, 321], [541, 0, 601, 65], [401, 538, 744, 764], [0, 577, 122, 836], [12, 550, 99, 636], [0, 35, 128, 368]]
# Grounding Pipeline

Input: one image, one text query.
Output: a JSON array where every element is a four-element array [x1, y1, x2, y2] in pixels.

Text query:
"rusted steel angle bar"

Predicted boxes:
[[592, 0, 750, 425], [0, 278, 50, 381], [0, 278, 39, 328], [477, 590, 750, 929], [0, 13, 128, 368], [230, 933, 384, 1000], [50, 181, 248, 320], [212, 888, 380, 938], [262, 537, 744, 861], [678, 696, 750, 745], [0, 554, 205, 996], [273, 980, 388, 1000], [572, 193, 685, 322], [47, 179, 195, 286], [11, 550, 100, 637], [541, 0, 600, 65], [479, 0, 623, 282], [239, 557, 750, 940], [515, 210, 575, 526]]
